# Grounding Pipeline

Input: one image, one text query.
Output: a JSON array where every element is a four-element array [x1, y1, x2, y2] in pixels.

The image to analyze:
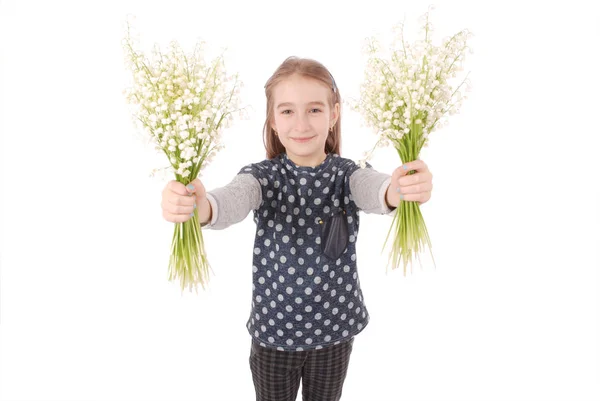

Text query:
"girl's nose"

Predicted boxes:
[[295, 115, 311, 131]]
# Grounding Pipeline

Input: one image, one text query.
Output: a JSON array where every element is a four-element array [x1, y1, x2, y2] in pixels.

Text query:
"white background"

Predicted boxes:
[[1, 0, 599, 400]]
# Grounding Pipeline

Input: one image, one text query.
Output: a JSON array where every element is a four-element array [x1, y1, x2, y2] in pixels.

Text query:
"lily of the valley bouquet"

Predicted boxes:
[[352, 7, 473, 275], [122, 20, 244, 293]]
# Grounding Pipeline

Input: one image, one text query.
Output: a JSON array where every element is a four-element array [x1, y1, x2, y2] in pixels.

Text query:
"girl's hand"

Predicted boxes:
[[385, 159, 433, 208], [161, 178, 207, 223]]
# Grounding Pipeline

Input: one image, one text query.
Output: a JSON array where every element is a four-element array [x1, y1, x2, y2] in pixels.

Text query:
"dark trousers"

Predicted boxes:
[[248, 338, 355, 401]]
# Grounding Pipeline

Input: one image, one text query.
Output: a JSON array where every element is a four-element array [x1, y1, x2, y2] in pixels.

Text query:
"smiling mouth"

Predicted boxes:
[[291, 136, 315, 143]]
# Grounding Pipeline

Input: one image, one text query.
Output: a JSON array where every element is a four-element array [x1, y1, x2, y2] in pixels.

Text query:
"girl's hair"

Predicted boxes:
[[262, 56, 342, 159]]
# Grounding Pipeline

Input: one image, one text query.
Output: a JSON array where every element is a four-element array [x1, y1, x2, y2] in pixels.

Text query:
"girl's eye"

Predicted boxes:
[[282, 110, 292, 115], [310, 108, 322, 113]]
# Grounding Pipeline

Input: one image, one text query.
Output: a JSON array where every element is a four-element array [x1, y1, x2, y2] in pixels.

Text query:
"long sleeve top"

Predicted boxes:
[[203, 152, 395, 351]]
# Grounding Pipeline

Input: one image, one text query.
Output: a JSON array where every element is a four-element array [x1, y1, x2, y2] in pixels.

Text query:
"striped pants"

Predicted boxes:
[[248, 338, 354, 401]]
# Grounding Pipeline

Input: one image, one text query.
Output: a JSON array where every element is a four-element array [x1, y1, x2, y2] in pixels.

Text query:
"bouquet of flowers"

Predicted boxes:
[[351, 6, 473, 275], [122, 19, 244, 293]]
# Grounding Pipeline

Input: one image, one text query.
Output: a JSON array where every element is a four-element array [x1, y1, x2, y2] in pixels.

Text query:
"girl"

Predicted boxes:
[[161, 56, 433, 401]]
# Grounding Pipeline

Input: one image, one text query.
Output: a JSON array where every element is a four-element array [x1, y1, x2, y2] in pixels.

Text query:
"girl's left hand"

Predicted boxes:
[[385, 159, 433, 208]]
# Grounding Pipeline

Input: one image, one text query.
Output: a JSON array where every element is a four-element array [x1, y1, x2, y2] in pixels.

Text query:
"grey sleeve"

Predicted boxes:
[[201, 173, 262, 230], [349, 167, 396, 216]]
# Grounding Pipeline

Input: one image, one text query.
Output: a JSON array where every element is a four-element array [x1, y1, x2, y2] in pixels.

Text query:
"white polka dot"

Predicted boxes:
[[262, 307, 268, 314], [346, 284, 353, 291], [258, 277, 265, 284], [288, 195, 295, 202], [296, 277, 304, 285], [307, 267, 314, 275], [290, 247, 296, 255], [349, 318, 355, 325], [342, 330, 349, 337], [315, 329, 322, 335], [256, 295, 262, 302], [279, 275, 285, 283], [283, 235, 290, 243], [315, 180, 321, 187], [255, 331, 259, 337], [270, 301, 276, 308], [351, 253, 356, 261], [300, 178, 307, 185], [316, 257, 320, 263], [268, 337, 275, 343], [333, 324, 339, 331], [323, 206, 330, 213], [295, 297, 302, 304], [315, 313, 322, 320], [261, 258, 267, 265], [263, 210, 269, 217], [314, 277, 321, 284], [298, 258, 304, 265], [358, 323, 363, 330], [290, 179, 295, 185], [286, 305, 293, 312], [323, 187, 329, 194], [314, 198, 321, 205], [277, 329, 284, 336], [286, 339, 294, 345], [348, 302, 354, 309], [314, 295, 322, 302], [332, 307, 339, 315], [288, 267, 295, 275], [276, 224, 283, 231], [349, 235, 355, 242], [295, 315, 303, 321], [281, 205, 287, 213], [254, 248, 260, 255], [277, 312, 284, 320], [286, 287, 293, 294], [323, 283, 329, 291], [305, 338, 313, 345], [278, 294, 284, 302], [280, 255, 287, 263], [324, 302, 330, 309], [300, 198, 306, 206], [304, 287, 312, 295], [294, 207, 300, 215], [307, 227, 313, 235], [308, 189, 312, 196], [261, 325, 267, 332], [329, 271, 335, 278], [286, 215, 292, 223], [343, 265, 350, 273], [305, 306, 312, 313], [337, 277, 343, 285], [298, 219, 305, 227], [341, 313, 347, 320], [295, 331, 303, 337], [252, 266, 258, 273], [315, 237, 321, 244], [274, 180, 280, 188], [324, 335, 331, 341], [339, 296, 346, 303], [323, 265, 329, 272], [355, 307, 361, 314]]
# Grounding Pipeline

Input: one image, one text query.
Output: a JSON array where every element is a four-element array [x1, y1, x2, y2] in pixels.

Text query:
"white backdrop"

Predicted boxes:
[[1, 0, 599, 400]]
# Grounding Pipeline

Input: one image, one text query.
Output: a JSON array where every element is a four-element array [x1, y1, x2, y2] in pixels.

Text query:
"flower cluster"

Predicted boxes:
[[349, 6, 473, 167], [123, 20, 244, 183]]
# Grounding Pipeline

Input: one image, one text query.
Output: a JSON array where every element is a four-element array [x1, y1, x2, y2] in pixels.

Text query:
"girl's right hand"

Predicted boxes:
[[161, 178, 206, 223]]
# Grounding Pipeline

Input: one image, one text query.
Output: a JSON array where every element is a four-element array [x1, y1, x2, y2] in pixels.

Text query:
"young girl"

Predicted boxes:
[[161, 56, 433, 401]]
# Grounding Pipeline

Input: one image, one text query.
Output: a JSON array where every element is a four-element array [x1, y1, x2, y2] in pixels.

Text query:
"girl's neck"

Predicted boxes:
[[285, 152, 328, 168]]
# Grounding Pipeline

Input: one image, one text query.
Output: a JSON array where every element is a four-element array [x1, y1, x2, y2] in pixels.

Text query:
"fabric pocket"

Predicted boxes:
[[320, 209, 349, 260]]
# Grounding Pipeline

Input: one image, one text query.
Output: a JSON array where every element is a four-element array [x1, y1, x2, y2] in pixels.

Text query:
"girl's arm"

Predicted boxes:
[[349, 167, 397, 216], [201, 173, 262, 230]]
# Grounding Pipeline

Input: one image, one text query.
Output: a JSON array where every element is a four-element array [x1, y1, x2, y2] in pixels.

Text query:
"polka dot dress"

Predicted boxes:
[[239, 152, 370, 352]]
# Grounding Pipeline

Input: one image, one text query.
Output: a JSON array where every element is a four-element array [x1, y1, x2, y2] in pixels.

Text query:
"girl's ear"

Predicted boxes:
[[331, 102, 340, 126]]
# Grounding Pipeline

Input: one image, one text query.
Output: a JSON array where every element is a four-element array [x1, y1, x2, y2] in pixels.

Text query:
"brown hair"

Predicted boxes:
[[262, 56, 342, 159]]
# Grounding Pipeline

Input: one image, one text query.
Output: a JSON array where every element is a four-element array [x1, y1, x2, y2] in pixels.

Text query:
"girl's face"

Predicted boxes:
[[270, 74, 339, 167]]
